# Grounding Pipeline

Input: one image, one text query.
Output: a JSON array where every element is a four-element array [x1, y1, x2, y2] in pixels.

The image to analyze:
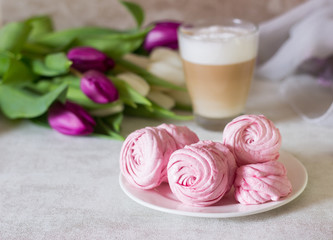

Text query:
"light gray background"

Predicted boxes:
[[3, 0, 305, 29]]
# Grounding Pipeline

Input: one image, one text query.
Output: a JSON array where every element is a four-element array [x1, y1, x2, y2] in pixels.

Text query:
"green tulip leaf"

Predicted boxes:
[[45, 52, 72, 71], [0, 21, 31, 54], [25, 15, 54, 41], [32, 59, 65, 77], [0, 52, 12, 77], [2, 58, 35, 85], [53, 75, 80, 88], [35, 27, 122, 48], [124, 103, 193, 121], [103, 112, 123, 132], [0, 83, 68, 119], [31, 53, 71, 77], [22, 42, 54, 57], [77, 27, 151, 58], [120, 0, 145, 28], [78, 36, 142, 58], [95, 117, 125, 140], [30, 113, 51, 128]]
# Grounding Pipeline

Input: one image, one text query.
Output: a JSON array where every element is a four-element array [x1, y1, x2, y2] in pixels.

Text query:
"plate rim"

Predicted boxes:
[[119, 150, 308, 218]]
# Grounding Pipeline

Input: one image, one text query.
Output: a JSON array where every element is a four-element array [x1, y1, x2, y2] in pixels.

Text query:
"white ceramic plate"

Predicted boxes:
[[119, 150, 308, 218]]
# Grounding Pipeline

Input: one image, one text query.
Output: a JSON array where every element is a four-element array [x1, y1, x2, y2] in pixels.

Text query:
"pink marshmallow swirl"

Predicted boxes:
[[120, 127, 178, 189], [157, 123, 199, 148], [234, 161, 292, 205], [222, 115, 282, 166], [167, 140, 236, 207]]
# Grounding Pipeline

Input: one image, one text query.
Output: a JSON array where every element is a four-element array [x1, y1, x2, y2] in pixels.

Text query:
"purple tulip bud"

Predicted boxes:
[[144, 21, 181, 52], [81, 70, 119, 104], [48, 101, 96, 135], [67, 47, 115, 73]]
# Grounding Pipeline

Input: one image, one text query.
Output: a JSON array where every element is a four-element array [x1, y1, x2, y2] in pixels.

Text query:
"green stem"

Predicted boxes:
[[70, 68, 83, 78]]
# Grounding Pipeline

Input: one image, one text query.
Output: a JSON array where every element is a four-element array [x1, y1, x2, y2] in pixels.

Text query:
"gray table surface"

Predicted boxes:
[[1, 80, 332, 240]]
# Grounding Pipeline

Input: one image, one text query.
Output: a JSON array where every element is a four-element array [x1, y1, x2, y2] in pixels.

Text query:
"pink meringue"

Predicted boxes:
[[157, 123, 199, 148], [120, 127, 178, 189], [234, 161, 292, 205], [167, 140, 236, 207], [222, 115, 282, 166], [207, 141, 237, 193]]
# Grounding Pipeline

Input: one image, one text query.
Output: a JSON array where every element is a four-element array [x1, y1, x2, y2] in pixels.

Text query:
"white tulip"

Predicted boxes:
[[149, 47, 183, 68], [147, 90, 176, 110], [116, 72, 150, 96], [148, 61, 185, 86]]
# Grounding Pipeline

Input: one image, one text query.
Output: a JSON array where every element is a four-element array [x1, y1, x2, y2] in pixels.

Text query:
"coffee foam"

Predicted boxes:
[[178, 26, 258, 65]]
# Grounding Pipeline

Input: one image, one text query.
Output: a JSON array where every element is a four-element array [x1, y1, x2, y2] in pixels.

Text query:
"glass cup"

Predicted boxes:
[[178, 18, 258, 130]]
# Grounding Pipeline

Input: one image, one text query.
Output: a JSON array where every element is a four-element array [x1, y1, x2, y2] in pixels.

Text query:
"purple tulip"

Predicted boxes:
[[80, 70, 119, 104], [67, 46, 115, 73], [48, 101, 96, 135], [143, 21, 181, 52]]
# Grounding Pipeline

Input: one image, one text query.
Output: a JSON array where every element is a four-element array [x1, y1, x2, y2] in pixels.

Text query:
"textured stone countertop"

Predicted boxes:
[[0, 79, 332, 240]]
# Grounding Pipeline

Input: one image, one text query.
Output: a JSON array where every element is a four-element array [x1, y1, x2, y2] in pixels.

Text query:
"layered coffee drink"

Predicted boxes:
[[178, 20, 258, 130]]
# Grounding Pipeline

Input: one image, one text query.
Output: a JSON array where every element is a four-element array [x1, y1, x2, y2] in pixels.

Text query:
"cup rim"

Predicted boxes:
[[178, 18, 258, 41]]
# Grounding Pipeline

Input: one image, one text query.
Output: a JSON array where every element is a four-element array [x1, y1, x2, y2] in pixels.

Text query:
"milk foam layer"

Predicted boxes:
[[179, 26, 258, 65]]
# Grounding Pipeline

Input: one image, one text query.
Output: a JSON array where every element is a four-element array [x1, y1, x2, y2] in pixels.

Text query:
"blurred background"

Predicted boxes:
[[3, 0, 306, 29]]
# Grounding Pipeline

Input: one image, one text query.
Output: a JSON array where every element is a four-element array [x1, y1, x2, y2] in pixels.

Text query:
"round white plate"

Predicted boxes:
[[119, 150, 308, 218]]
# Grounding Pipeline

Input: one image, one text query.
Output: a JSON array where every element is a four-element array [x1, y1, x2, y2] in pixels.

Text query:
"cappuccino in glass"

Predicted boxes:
[[178, 20, 258, 130]]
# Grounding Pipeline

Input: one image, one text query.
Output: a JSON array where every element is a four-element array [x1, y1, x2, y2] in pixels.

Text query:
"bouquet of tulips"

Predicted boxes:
[[0, 1, 192, 140]]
